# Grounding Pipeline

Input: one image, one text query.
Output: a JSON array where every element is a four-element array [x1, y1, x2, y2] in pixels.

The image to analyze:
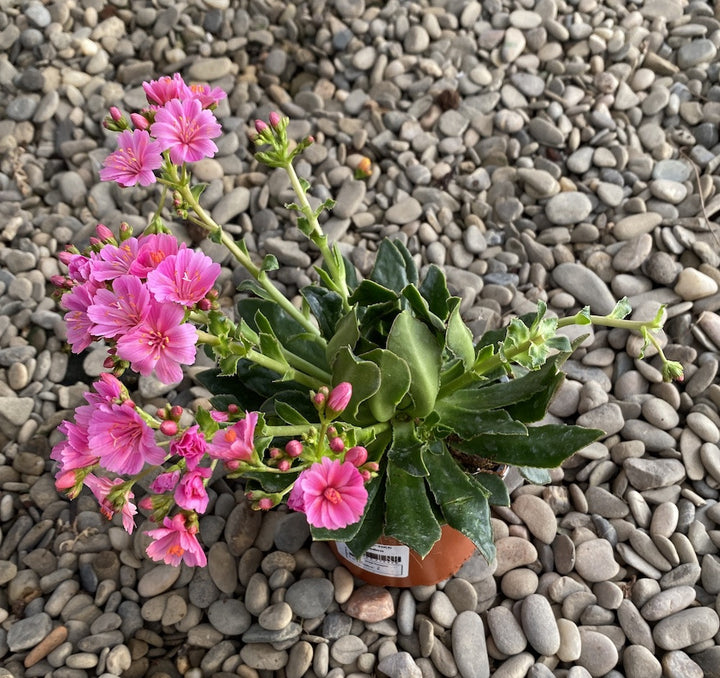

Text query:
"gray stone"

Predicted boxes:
[[208, 599, 252, 635], [521, 594, 560, 655], [545, 192, 592, 225], [285, 578, 334, 618], [7, 612, 52, 651], [652, 607, 720, 650]]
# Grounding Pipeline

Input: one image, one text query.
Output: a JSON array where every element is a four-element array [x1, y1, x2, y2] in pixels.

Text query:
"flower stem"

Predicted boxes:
[[284, 162, 351, 310]]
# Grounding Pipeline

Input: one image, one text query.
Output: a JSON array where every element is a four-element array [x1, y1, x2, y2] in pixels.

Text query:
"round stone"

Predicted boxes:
[[521, 594, 560, 656], [652, 608, 720, 650], [512, 494, 558, 544], [577, 628, 619, 676], [574, 539, 620, 582], [545, 192, 592, 225]]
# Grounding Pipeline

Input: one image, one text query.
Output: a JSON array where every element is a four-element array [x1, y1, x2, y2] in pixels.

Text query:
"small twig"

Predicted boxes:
[[679, 148, 720, 249]]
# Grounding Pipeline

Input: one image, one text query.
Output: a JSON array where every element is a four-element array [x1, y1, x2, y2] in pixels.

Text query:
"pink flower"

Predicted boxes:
[[88, 403, 165, 475], [187, 83, 227, 108], [84, 473, 137, 533], [99, 129, 163, 187], [207, 412, 258, 463], [146, 247, 221, 307], [143, 73, 190, 105], [149, 470, 180, 494], [268, 111, 281, 128], [87, 275, 151, 339], [327, 382, 352, 415], [65, 253, 94, 283], [51, 414, 99, 472], [169, 425, 207, 470], [150, 98, 221, 165], [116, 301, 198, 384], [85, 372, 127, 406], [128, 234, 179, 277], [61, 283, 97, 353], [91, 238, 140, 282], [145, 513, 207, 567], [288, 458, 367, 530], [174, 466, 211, 513]]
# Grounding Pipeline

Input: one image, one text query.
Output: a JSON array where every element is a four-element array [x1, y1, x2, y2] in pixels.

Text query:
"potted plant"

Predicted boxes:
[[51, 74, 683, 585]]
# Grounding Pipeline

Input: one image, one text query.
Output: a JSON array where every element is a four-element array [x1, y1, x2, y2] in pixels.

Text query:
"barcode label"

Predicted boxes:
[[336, 541, 410, 578]]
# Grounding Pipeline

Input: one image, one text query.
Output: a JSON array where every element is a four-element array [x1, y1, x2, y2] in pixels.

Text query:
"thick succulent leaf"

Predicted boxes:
[[445, 302, 475, 369], [264, 389, 318, 422], [310, 472, 384, 543], [423, 442, 495, 563], [452, 424, 604, 468], [387, 311, 442, 417], [385, 461, 442, 558], [473, 472, 511, 506], [273, 401, 310, 426], [432, 403, 527, 438], [326, 308, 360, 365], [330, 347, 382, 420], [369, 239, 418, 293], [241, 468, 300, 493], [348, 279, 399, 305], [301, 286, 344, 339], [387, 419, 428, 477], [361, 348, 412, 423], [419, 264, 450, 320], [401, 285, 446, 332], [236, 299, 306, 343]]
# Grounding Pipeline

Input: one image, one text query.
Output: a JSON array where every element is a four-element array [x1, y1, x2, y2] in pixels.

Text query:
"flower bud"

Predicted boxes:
[[363, 461, 379, 472], [227, 404, 239, 414], [254, 119, 268, 133], [130, 112, 149, 130], [109, 106, 123, 121], [327, 382, 352, 415], [313, 392, 326, 406], [169, 405, 183, 420], [258, 497, 274, 510], [160, 420, 178, 436], [156, 408, 167, 419], [103, 356, 116, 369], [278, 459, 291, 471], [57, 250, 75, 266], [96, 224, 115, 242], [268, 111, 281, 128], [360, 470, 371, 482], [225, 460, 240, 471], [50, 275, 71, 289], [139, 496, 153, 511], [344, 446, 368, 467], [285, 440, 303, 457], [55, 469, 77, 490], [269, 447, 282, 459], [329, 437, 345, 452], [197, 298, 212, 311]]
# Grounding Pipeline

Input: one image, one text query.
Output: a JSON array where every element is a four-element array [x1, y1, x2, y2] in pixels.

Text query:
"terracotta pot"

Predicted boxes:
[[330, 524, 477, 587]]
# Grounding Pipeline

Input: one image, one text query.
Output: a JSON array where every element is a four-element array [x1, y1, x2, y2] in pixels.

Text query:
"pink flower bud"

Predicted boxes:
[[139, 496, 153, 510], [198, 298, 212, 311], [329, 437, 345, 452], [227, 404, 239, 414], [156, 408, 167, 419], [258, 497, 274, 510], [130, 112, 149, 130], [89, 237, 101, 247], [278, 459, 291, 471], [269, 447, 282, 459], [268, 111, 281, 128], [57, 250, 74, 265], [327, 382, 352, 415], [170, 405, 183, 420], [363, 462, 379, 472], [122, 399, 136, 409], [160, 420, 178, 436], [103, 356, 116, 369], [226, 460, 240, 471], [313, 392, 326, 406], [345, 446, 368, 467], [50, 275, 71, 289], [360, 470, 371, 482], [96, 224, 115, 241], [255, 119, 268, 133], [55, 469, 76, 490], [327, 426, 337, 437], [109, 106, 122, 122], [285, 440, 303, 457]]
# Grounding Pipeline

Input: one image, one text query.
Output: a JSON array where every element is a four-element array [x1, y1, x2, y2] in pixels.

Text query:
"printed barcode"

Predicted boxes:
[[365, 552, 402, 563]]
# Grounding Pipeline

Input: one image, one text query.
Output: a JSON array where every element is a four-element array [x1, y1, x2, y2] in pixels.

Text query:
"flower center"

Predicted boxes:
[[323, 487, 342, 504], [167, 544, 185, 557], [147, 330, 170, 350]]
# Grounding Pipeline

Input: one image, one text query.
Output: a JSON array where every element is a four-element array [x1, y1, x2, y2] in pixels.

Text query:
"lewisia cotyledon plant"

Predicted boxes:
[[52, 73, 684, 567]]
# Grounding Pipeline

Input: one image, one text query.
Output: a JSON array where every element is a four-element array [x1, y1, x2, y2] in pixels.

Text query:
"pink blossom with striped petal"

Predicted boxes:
[[150, 98, 221, 165], [146, 247, 221, 307], [99, 129, 163, 187]]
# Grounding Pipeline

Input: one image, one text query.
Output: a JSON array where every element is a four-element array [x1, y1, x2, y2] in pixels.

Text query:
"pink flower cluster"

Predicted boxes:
[[100, 73, 224, 187], [52, 370, 264, 567], [58, 226, 220, 384]]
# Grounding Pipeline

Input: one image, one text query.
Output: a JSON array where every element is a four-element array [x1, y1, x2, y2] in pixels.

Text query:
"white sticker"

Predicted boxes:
[[336, 541, 410, 578]]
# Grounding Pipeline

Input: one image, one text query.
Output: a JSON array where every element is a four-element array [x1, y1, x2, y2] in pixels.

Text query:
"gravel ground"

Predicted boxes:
[[1, 0, 720, 677]]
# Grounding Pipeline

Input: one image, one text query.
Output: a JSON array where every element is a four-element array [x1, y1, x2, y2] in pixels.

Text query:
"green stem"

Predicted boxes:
[[264, 424, 314, 437], [285, 162, 351, 310], [170, 178, 324, 341], [195, 330, 324, 389]]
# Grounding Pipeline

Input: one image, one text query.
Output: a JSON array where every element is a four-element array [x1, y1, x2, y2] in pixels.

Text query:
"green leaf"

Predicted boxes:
[[473, 472, 510, 506], [299, 177, 311, 193], [348, 279, 398, 306], [261, 254, 279, 272], [301, 286, 344, 339], [445, 302, 475, 369], [385, 461, 442, 557], [608, 297, 632, 320], [386, 311, 442, 417], [518, 467, 552, 485], [419, 265, 450, 320], [194, 406, 219, 438], [310, 473, 384, 544], [401, 285, 445, 332], [219, 353, 242, 376], [361, 348, 412, 423], [330, 347, 382, 421], [387, 419, 428, 477], [236, 299, 306, 344], [242, 469, 299, 493], [369, 239, 417, 294], [263, 389, 319, 422], [190, 182, 208, 202], [315, 198, 336, 217], [339, 249, 359, 291], [423, 442, 495, 563], [432, 404, 527, 438], [452, 424, 604, 468], [326, 308, 360, 365], [274, 401, 310, 426], [576, 306, 592, 325]]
